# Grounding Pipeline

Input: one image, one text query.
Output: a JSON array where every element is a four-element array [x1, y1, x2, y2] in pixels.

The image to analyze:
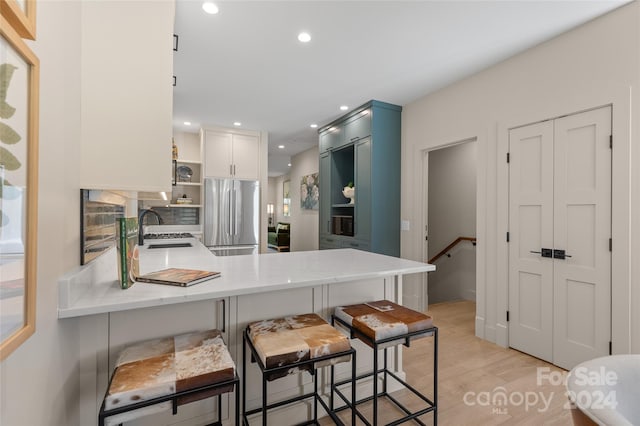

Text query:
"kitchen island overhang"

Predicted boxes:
[[58, 241, 435, 319]]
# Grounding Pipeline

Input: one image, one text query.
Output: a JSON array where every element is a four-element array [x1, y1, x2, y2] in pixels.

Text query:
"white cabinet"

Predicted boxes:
[[203, 128, 260, 180], [79, 0, 174, 192]]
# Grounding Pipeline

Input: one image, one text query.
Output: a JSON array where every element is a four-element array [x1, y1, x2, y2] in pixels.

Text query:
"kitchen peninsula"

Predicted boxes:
[[58, 240, 434, 425]]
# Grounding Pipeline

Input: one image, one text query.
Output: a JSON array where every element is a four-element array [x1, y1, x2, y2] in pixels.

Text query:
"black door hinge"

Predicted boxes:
[[506, 232, 510, 242], [609, 238, 612, 252], [507, 152, 510, 163], [610, 135, 613, 149], [506, 311, 510, 322], [609, 341, 612, 355]]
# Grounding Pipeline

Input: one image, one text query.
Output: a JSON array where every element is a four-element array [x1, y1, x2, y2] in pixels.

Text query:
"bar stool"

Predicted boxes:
[[242, 313, 357, 425], [332, 300, 438, 425], [98, 329, 239, 426]]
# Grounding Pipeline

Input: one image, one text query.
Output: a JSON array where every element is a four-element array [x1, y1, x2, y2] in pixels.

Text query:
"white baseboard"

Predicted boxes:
[[496, 323, 508, 348]]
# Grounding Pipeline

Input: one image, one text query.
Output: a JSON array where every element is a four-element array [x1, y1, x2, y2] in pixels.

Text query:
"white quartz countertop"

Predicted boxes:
[[58, 240, 434, 319]]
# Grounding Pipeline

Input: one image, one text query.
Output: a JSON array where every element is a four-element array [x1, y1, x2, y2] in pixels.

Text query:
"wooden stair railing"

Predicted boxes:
[[428, 236, 476, 264]]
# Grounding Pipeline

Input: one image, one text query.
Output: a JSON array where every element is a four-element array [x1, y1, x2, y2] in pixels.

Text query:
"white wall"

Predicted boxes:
[[401, 2, 639, 352], [427, 141, 477, 304], [0, 2, 83, 424], [173, 130, 200, 162], [288, 147, 320, 252]]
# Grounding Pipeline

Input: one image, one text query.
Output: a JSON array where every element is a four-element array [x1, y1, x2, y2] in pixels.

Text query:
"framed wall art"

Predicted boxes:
[[300, 173, 319, 210], [0, 0, 36, 40], [0, 13, 39, 360]]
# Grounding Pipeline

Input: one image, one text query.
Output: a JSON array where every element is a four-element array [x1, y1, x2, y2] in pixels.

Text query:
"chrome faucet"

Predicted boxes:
[[138, 209, 164, 245]]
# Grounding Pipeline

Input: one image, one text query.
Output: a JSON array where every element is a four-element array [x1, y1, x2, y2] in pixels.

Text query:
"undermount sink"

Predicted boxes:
[[146, 242, 193, 249]]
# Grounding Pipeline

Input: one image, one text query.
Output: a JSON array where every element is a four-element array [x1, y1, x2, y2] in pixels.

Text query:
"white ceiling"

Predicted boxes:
[[172, 0, 629, 176]]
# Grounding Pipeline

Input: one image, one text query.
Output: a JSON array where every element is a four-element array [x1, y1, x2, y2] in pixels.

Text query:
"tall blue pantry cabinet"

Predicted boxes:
[[318, 100, 402, 257]]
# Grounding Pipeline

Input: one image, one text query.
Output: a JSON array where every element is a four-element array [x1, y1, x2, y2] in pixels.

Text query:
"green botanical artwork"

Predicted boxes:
[[0, 62, 21, 228], [0, 64, 17, 119], [300, 173, 319, 210]]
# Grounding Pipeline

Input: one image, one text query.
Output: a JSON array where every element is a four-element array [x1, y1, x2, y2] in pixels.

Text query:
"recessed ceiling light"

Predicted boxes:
[[340, 105, 349, 111], [288, 163, 292, 167], [233, 122, 241, 126], [297, 32, 311, 43], [202, 2, 219, 14], [184, 121, 191, 126], [278, 145, 285, 149], [310, 124, 318, 128]]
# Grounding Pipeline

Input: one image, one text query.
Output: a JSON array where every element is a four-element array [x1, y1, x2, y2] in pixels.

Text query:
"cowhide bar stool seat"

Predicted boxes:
[[332, 300, 438, 426], [98, 329, 239, 426], [243, 313, 356, 425]]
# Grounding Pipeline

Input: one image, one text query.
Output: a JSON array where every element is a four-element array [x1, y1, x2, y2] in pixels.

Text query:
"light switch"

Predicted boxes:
[[401, 220, 410, 231]]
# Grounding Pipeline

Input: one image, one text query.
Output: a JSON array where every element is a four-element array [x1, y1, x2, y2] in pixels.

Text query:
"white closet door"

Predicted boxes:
[[508, 121, 555, 362], [552, 107, 611, 370]]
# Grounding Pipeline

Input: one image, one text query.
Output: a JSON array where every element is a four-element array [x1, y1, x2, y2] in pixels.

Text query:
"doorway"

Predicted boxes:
[[508, 106, 612, 370], [423, 139, 477, 307]]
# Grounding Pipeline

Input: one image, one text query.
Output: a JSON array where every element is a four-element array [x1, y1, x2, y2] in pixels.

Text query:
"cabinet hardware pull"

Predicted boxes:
[[553, 249, 572, 260], [220, 299, 226, 333], [530, 248, 552, 258]]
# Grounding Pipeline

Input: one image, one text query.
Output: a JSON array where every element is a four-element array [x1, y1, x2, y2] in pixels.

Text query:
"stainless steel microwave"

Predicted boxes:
[[332, 215, 353, 236]]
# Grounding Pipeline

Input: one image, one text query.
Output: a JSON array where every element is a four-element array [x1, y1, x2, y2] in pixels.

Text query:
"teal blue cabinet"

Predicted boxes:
[[319, 127, 342, 153], [354, 137, 371, 242], [320, 235, 342, 249], [345, 112, 371, 143], [319, 152, 332, 236], [318, 100, 401, 257]]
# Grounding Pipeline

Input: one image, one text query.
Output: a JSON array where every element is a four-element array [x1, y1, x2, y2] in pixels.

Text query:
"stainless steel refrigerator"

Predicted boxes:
[[203, 178, 260, 256]]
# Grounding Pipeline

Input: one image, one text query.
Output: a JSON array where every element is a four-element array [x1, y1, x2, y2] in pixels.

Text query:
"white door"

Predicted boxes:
[[552, 107, 611, 370], [508, 120, 555, 361], [509, 106, 611, 369]]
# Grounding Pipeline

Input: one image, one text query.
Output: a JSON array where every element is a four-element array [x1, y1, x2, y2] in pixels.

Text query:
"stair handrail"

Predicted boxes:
[[428, 236, 476, 264]]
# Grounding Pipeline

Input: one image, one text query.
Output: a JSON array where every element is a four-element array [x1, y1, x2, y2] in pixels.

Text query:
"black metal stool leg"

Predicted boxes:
[[217, 393, 222, 424], [262, 373, 267, 426], [373, 346, 378, 426], [242, 332, 247, 426], [352, 350, 357, 426], [313, 368, 319, 424], [383, 348, 388, 396], [434, 328, 438, 426]]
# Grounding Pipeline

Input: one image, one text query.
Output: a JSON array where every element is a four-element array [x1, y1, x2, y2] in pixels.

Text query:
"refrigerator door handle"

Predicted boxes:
[[232, 188, 238, 235], [227, 189, 233, 236]]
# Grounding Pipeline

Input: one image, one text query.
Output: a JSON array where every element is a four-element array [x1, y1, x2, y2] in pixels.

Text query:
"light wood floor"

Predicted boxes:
[[324, 300, 573, 425]]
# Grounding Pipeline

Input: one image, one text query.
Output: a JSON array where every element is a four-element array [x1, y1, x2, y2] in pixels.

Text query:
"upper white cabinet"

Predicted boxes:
[[79, 0, 175, 192], [203, 128, 260, 180]]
